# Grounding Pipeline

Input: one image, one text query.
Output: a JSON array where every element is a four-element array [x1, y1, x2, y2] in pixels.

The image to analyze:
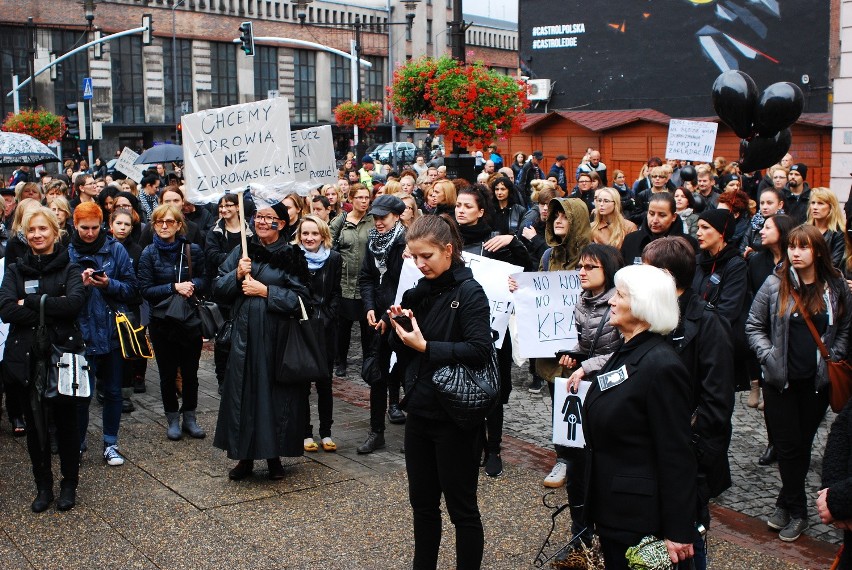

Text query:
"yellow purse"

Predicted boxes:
[[115, 311, 154, 360]]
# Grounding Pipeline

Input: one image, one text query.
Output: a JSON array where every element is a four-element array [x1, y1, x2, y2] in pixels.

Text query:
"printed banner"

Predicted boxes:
[[114, 147, 146, 183], [394, 252, 522, 348], [182, 98, 295, 205], [511, 270, 582, 358], [553, 377, 590, 448], [665, 119, 718, 162]]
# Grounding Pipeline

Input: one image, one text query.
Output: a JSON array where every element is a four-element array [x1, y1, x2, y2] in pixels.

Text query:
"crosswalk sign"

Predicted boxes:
[[82, 77, 93, 100]]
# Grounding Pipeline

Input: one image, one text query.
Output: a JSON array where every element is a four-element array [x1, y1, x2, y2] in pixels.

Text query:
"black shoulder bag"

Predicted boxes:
[[430, 280, 501, 430]]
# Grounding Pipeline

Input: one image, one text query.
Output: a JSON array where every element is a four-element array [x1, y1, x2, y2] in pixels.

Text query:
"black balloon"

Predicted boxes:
[[679, 164, 697, 184], [712, 71, 759, 139], [754, 82, 805, 138], [738, 129, 792, 173]]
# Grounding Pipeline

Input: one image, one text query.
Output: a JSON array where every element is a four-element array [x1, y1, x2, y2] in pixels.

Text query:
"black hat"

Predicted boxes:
[[368, 195, 405, 217], [790, 163, 807, 179], [555, 154, 567, 161], [361, 155, 374, 164], [0, 187, 14, 197], [270, 201, 289, 222], [371, 173, 387, 184], [720, 173, 740, 188], [532, 150, 544, 160], [697, 208, 735, 242]]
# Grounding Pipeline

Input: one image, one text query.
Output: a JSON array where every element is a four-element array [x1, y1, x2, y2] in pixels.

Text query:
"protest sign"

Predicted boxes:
[[182, 98, 296, 204], [290, 125, 339, 194], [665, 119, 718, 162], [553, 377, 590, 448], [393, 252, 521, 348], [511, 270, 582, 358], [114, 147, 145, 183]]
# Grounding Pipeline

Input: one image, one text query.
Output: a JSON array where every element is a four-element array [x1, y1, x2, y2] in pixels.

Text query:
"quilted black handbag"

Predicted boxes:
[[430, 281, 499, 430]]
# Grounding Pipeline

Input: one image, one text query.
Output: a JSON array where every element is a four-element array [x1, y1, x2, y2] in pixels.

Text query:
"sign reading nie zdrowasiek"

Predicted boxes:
[[182, 98, 295, 204], [665, 119, 718, 162]]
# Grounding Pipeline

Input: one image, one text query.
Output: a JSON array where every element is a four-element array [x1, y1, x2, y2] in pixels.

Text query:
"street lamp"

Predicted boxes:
[[81, 0, 96, 27], [291, 0, 420, 165]]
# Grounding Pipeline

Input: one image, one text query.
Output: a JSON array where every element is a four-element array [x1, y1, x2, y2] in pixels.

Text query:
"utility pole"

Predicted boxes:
[[450, 0, 465, 63], [27, 17, 36, 108]]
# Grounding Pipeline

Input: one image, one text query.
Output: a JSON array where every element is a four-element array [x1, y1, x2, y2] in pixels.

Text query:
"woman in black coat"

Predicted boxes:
[[0, 206, 85, 513], [455, 184, 532, 478], [295, 215, 342, 452], [356, 195, 407, 454], [583, 264, 697, 569], [819, 398, 852, 569], [388, 214, 493, 570]]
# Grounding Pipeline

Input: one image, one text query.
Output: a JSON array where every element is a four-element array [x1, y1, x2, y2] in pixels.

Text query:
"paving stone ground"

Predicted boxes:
[[0, 331, 842, 569]]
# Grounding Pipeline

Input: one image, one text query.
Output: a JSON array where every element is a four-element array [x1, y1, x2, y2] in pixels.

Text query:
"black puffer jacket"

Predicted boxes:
[[390, 266, 493, 422], [0, 246, 86, 386], [137, 238, 208, 319]]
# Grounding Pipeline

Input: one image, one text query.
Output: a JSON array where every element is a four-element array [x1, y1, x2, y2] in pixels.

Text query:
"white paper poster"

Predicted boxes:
[[511, 270, 582, 358], [665, 119, 718, 162], [290, 125, 340, 194], [553, 377, 590, 448], [182, 98, 296, 204], [393, 252, 522, 348], [114, 147, 146, 183]]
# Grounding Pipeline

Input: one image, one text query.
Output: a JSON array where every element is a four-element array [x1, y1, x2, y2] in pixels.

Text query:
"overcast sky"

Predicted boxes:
[[464, 0, 517, 22]]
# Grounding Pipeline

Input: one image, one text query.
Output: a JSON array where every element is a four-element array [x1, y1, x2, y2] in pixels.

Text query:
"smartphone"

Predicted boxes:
[[554, 350, 588, 364], [393, 314, 414, 333], [91, 270, 106, 278]]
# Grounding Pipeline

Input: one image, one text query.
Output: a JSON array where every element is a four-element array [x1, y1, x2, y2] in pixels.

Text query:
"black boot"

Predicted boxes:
[[759, 444, 777, 466], [267, 458, 286, 480], [228, 460, 254, 481], [356, 431, 385, 454], [31, 489, 54, 513], [56, 485, 76, 512]]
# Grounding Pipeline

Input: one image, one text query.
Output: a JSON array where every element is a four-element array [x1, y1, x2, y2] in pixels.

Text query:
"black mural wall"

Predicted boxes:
[[518, 0, 830, 117]]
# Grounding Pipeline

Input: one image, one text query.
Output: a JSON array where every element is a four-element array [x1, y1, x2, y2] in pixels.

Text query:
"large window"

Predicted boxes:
[[330, 54, 351, 109], [111, 36, 144, 124], [363, 56, 384, 105], [163, 38, 193, 123], [254, 45, 279, 101], [293, 49, 316, 123], [0, 26, 31, 118], [52, 30, 90, 115], [210, 43, 238, 108]]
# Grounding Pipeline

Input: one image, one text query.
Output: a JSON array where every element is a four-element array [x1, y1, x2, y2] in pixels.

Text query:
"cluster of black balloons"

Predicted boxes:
[[712, 70, 804, 173]]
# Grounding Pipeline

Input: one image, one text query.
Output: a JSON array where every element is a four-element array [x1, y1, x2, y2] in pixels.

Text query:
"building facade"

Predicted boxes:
[[0, 0, 516, 159]]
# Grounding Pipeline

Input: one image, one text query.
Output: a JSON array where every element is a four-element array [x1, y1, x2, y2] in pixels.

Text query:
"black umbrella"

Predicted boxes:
[[0, 132, 60, 167], [134, 144, 183, 165]]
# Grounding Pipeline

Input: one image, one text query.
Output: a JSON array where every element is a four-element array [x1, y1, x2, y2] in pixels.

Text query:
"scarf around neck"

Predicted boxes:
[[368, 222, 403, 267], [71, 227, 107, 256], [301, 244, 331, 271], [153, 233, 183, 254]]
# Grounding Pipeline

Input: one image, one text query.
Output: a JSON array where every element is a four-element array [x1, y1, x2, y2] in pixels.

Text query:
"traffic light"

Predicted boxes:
[[65, 103, 80, 140], [239, 21, 255, 56], [142, 14, 153, 46]]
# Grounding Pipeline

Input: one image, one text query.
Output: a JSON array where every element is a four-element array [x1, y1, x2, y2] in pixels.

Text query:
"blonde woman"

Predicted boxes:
[[48, 195, 74, 237], [4, 198, 42, 269], [395, 192, 420, 228], [323, 183, 343, 219], [807, 187, 845, 268], [383, 180, 402, 196], [590, 187, 637, 248]]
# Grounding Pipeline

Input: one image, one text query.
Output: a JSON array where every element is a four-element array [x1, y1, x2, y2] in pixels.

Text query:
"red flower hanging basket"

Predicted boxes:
[[2, 109, 66, 145], [334, 101, 383, 130]]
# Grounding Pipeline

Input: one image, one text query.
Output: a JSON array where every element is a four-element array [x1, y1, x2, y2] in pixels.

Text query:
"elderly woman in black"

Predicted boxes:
[[213, 201, 310, 480], [583, 264, 697, 569], [0, 207, 85, 512], [388, 214, 493, 570]]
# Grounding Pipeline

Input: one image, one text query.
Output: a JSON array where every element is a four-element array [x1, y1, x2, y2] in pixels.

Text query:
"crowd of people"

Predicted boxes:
[[2, 146, 852, 570]]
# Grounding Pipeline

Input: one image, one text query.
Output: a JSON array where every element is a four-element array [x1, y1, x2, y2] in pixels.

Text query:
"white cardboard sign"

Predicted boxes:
[[553, 377, 590, 448], [394, 252, 522, 348], [665, 119, 718, 162], [182, 98, 296, 204], [511, 270, 583, 358], [114, 147, 146, 183], [290, 125, 340, 194]]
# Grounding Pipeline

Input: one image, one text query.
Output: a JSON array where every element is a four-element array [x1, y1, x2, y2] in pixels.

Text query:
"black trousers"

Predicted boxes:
[[335, 298, 371, 366], [149, 320, 202, 413], [763, 377, 828, 519], [304, 373, 334, 439], [406, 413, 484, 570], [21, 391, 79, 491]]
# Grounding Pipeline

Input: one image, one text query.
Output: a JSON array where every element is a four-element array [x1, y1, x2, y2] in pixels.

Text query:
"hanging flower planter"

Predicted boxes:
[[388, 56, 528, 149], [334, 101, 383, 130], [2, 109, 66, 145]]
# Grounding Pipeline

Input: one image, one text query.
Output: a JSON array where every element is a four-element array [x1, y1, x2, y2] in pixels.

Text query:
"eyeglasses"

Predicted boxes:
[[156, 219, 178, 227], [578, 264, 601, 272], [651, 175, 667, 179], [594, 198, 614, 204], [255, 215, 281, 224]]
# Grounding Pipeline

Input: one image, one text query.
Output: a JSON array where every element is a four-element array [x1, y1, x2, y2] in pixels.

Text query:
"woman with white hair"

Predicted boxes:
[[582, 264, 697, 569]]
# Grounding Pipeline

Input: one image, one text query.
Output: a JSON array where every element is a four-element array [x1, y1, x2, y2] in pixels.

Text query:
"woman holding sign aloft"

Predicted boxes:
[[455, 184, 533, 478]]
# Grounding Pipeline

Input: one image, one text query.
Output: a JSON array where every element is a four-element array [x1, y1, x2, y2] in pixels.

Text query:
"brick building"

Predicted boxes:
[[0, 0, 517, 160]]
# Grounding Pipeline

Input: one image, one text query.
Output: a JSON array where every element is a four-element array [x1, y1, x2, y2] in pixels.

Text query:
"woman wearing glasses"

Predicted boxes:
[[138, 204, 208, 441], [213, 202, 311, 480], [590, 187, 637, 249]]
